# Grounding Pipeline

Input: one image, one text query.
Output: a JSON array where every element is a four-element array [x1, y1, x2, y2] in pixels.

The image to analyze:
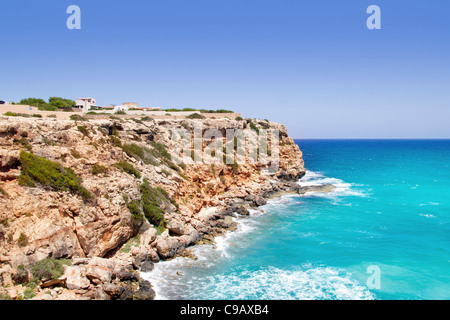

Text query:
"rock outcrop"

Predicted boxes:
[[0, 115, 307, 300]]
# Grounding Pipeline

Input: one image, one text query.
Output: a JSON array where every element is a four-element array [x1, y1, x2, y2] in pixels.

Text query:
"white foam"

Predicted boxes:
[[298, 170, 366, 198], [419, 213, 436, 218], [142, 170, 367, 299], [186, 265, 374, 300]]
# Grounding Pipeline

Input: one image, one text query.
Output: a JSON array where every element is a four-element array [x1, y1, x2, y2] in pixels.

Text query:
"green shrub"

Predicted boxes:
[[19, 151, 93, 200], [47, 114, 57, 118], [31, 259, 65, 283], [127, 201, 144, 224], [149, 141, 171, 160], [249, 121, 259, 134], [77, 125, 89, 137], [199, 109, 234, 113], [115, 161, 141, 178], [18, 233, 28, 247], [119, 235, 141, 253], [122, 143, 158, 166], [15, 138, 32, 151], [235, 116, 243, 121], [165, 108, 198, 112], [140, 180, 167, 228], [19, 98, 47, 108], [23, 288, 36, 300], [186, 113, 205, 119], [4, 112, 31, 117], [115, 110, 126, 115], [70, 149, 82, 159], [110, 135, 122, 147], [91, 164, 108, 175], [70, 114, 87, 121], [48, 97, 76, 110], [131, 118, 143, 124]]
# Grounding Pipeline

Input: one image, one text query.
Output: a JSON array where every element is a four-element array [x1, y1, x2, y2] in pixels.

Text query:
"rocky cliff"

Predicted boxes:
[[0, 115, 305, 300]]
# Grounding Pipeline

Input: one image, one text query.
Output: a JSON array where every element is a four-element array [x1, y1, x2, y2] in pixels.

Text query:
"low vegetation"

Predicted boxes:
[[15, 138, 32, 151], [119, 235, 141, 253], [249, 121, 260, 134], [121, 143, 158, 166], [31, 258, 70, 283], [140, 179, 170, 228], [91, 163, 108, 176], [77, 125, 90, 137], [3, 112, 42, 118], [186, 113, 205, 119], [115, 160, 141, 178], [18, 233, 28, 247], [18, 151, 93, 200], [70, 114, 87, 121]]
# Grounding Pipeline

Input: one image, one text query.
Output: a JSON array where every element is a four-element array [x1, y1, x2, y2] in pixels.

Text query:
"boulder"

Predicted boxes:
[[298, 184, 336, 194], [132, 249, 159, 269], [254, 196, 267, 207], [94, 288, 111, 300], [235, 206, 249, 216], [102, 283, 125, 299], [64, 266, 90, 290], [114, 270, 139, 282], [140, 228, 157, 246], [133, 280, 156, 300], [11, 267, 29, 285], [140, 261, 154, 273], [155, 237, 179, 260], [167, 218, 185, 235], [86, 257, 116, 284]]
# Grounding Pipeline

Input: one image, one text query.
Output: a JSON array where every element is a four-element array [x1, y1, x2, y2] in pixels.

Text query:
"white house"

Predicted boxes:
[[113, 104, 129, 113], [75, 98, 96, 113]]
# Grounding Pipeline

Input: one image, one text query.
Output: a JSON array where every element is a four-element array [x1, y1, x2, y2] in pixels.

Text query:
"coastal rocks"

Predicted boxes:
[[167, 218, 185, 235], [64, 265, 90, 290], [253, 195, 267, 207], [140, 261, 154, 272], [0, 116, 307, 300], [11, 266, 29, 285], [86, 257, 116, 284], [132, 251, 159, 270], [298, 184, 336, 194], [133, 280, 156, 300], [102, 283, 124, 299], [139, 227, 157, 247], [154, 236, 180, 260]]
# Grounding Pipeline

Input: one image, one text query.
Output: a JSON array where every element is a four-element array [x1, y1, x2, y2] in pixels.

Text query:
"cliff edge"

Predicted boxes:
[[0, 115, 305, 300]]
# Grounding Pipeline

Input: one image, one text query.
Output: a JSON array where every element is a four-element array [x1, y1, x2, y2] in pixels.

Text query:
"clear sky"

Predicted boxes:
[[1, 0, 449, 138]]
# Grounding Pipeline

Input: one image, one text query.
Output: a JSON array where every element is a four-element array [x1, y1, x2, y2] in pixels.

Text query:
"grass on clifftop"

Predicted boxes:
[[18, 151, 93, 201]]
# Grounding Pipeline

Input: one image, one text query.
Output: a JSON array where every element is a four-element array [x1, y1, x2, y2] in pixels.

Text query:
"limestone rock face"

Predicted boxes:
[[0, 116, 306, 300]]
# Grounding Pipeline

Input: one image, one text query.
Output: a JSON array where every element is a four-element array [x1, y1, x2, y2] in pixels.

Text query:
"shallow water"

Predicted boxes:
[[142, 140, 450, 300]]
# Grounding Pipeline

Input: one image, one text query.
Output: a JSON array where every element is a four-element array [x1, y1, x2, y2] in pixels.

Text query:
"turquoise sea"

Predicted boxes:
[[142, 140, 450, 300]]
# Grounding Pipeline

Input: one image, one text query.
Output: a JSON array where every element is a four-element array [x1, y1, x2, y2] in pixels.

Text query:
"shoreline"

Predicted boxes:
[[139, 175, 338, 300], [0, 115, 308, 300]]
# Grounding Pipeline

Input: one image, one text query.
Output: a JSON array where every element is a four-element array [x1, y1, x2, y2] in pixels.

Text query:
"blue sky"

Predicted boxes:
[[1, 0, 449, 138]]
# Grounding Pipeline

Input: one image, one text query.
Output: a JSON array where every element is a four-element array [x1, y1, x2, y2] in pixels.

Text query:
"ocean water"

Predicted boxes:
[[142, 140, 450, 300]]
